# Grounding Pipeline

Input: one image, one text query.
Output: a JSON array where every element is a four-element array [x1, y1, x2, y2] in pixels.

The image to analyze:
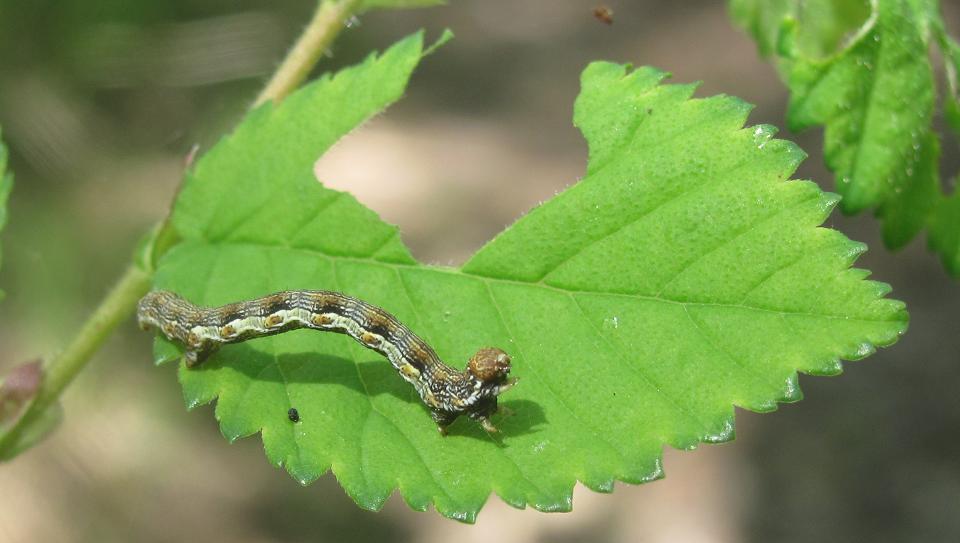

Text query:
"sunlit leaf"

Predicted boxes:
[[151, 33, 907, 521]]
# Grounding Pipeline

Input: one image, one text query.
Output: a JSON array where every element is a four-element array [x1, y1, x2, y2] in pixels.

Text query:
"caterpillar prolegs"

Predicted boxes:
[[137, 290, 516, 434]]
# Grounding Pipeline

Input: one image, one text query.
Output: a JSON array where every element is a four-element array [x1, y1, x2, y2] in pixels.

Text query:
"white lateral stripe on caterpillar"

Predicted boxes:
[[137, 289, 516, 434]]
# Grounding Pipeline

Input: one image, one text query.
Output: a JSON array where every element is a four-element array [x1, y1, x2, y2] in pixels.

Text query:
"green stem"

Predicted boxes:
[[0, 0, 359, 460], [253, 0, 363, 107], [0, 264, 151, 456]]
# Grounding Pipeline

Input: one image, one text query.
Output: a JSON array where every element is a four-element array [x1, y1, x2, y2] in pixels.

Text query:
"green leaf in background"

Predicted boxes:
[[151, 33, 907, 521], [877, 133, 940, 249], [930, 191, 960, 275], [730, 0, 960, 277], [930, 35, 960, 274], [0, 130, 11, 301], [783, 0, 934, 216], [729, 0, 795, 57], [942, 34, 960, 140], [730, 0, 871, 59]]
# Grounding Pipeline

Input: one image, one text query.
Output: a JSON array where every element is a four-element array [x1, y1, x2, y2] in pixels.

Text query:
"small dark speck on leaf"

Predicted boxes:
[[288, 407, 300, 423], [647, 108, 653, 115]]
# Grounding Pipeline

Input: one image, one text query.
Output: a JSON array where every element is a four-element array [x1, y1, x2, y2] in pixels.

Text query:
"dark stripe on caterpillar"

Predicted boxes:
[[137, 289, 516, 434]]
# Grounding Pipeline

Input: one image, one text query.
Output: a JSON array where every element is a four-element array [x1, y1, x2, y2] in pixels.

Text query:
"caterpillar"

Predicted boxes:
[[137, 290, 516, 435]]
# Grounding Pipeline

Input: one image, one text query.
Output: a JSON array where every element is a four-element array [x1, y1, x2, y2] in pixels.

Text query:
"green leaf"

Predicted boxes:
[[152, 35, 907, 521], [941, 34, 960, 136], [730, 0, 870, 59], [172, 31, 422, 264], [732, 0, 960, 276], [0, 130, 11, 301], [876, 132, 939, 249], [926, 18, 960, 275], [782, 0, 934, 215], [929, 190, 960, 275], [729, 0, 796, 57]]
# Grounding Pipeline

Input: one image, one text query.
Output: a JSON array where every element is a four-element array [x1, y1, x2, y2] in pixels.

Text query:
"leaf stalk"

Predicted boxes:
[[253, 0, 364, 107]]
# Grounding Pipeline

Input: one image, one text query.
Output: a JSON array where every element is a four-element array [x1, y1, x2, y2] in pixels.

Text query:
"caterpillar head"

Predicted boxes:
[[467, 347, 515, 392]]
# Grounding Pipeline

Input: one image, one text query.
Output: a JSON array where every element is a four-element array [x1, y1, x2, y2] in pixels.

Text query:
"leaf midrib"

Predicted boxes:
[[176, 240, 900, 323], [566, 290, 711, 432], [482, 279, 626, 468]]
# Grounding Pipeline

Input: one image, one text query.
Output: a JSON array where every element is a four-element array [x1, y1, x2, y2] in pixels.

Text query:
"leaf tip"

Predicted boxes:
[[702, 417, 735, 444], [847, 342, 877, 361], [442, 509, 478, 524], [783, 373, 803, 402], [289, 467, 321, 487], [581, 61, 670, 91], [222, 427, 243, 444], [820, 191, 842, 212], [424, 28, 454, 57]]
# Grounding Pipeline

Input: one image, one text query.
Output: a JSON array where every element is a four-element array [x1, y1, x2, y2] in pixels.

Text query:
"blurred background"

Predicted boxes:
[[0, 1, 958, 541]]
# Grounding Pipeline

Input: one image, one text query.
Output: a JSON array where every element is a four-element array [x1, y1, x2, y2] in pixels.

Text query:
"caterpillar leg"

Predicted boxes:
[[430, 409, 458, 437], [185, 343, 220, 368], [478, 417, 499, 434]]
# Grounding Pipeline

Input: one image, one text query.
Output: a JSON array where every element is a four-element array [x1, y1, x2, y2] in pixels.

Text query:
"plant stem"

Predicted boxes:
[[0, 0, 358, 460], [253, 0, 363, 107], [0, 264, 151, 456]]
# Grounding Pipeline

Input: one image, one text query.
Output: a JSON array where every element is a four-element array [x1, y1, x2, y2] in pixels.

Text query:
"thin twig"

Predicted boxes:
[[254, 0, 362, 107], [0, 0, 364, 459]]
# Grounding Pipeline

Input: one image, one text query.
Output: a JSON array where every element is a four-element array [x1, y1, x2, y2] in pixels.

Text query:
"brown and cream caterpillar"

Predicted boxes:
[[137, 290, 516, 434]]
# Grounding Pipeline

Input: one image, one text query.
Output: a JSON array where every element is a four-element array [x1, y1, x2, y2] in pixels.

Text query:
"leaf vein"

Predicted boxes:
[[285, 191, 344, 243], [654, 192, 820, 297], [483, 282, 625, 471], [541, 152, 756, 283], [569, 292, 711, 440], [189, 240, 898, 323], [394, 267, 548, 500], [681, 305, 782, 405]]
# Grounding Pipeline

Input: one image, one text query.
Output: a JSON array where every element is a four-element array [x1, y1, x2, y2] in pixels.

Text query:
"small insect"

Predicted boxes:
[[137, 290, 517, 435], [593, 6, 614, 25], [288, 407, 300, 423]]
